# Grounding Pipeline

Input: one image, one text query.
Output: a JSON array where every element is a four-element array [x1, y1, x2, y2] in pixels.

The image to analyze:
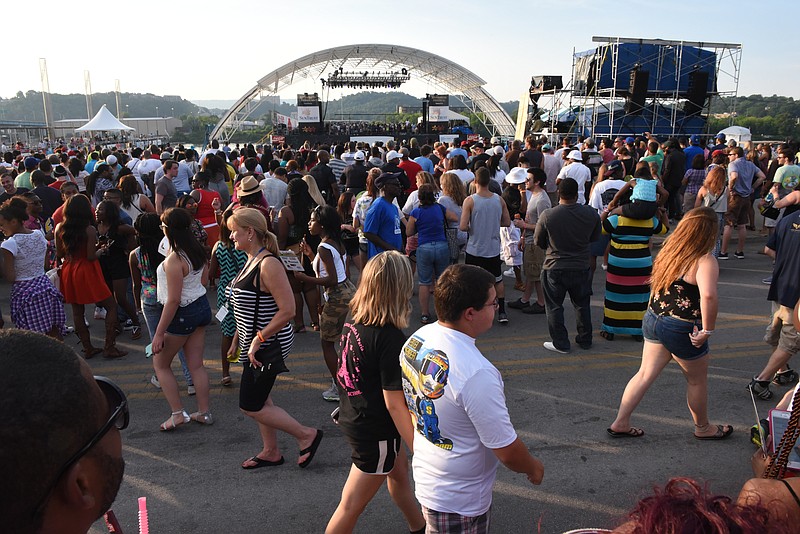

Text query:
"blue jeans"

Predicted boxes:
[[642, 309, 708, 360], [542, 268, 593, 351], [416, 240, 450, 285], [142, 302, 192, 385]]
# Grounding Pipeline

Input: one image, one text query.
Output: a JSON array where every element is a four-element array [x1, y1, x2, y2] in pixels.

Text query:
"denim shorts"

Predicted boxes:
[[166, 295, 212, 336], [642, 309, 708, 360], [416, 240, 450, 285]]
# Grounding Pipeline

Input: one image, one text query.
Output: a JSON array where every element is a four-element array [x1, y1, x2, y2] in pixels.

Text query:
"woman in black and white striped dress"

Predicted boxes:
[[227, 208, 323, 470]]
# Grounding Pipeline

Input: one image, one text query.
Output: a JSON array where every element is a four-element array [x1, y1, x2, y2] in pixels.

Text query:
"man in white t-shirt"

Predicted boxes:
[[400, 264, 544, 532], [556, 150, 591, 204]]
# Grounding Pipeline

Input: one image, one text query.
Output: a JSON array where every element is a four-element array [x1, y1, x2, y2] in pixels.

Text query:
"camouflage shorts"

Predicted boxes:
[[320, 280, 356, 342]]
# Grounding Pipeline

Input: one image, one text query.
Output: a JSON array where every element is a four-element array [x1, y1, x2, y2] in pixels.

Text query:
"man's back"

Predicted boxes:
[[465, 193, 502, 258], [535, 203, 601, 270]]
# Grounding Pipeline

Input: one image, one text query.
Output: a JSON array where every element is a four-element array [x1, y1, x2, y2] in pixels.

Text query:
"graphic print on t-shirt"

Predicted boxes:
[[337, 322, 364, 396], [400, 335, 453, 450]]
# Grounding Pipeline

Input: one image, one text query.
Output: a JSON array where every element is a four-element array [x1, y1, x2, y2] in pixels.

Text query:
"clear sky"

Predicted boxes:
[[3, 0, 795, 107]]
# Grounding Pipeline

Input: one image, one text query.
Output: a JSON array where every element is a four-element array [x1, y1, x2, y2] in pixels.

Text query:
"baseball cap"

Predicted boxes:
[[354, 150, 365, 161], [541, 143, 552, 151], [375, 172, 401, 188], [715, 133, 726, 140], [106, 155, 118, 165], [385, 150, 401, 161], [493, 146, 505, 156], [606, 160, 623, 173], [690, 134, 701, 145], [160, 151, 171, 160], [24, 156, 39, 169], [625, 137, 636, 145], [568, 150, 583, 161]]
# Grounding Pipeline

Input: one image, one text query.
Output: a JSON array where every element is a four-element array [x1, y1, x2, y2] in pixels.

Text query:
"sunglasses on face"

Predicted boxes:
[[30, 376, 128, 519]]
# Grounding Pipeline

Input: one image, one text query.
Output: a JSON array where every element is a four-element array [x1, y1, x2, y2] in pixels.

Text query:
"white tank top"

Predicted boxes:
[[156, 252, 206, 306], [312, 242, 347, 284]]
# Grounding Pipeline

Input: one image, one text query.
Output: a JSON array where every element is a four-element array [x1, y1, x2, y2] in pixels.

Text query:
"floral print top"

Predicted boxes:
[[649, 278, 702, 321]]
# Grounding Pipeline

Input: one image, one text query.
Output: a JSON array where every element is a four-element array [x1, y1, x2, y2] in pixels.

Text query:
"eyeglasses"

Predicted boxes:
[[30, 376, 128, 519], [482, 298, 499, 311]]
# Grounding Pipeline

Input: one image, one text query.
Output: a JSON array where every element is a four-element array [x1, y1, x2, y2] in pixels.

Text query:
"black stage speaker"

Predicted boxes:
[[421, 100, 428, 131], [624, 68, 649, 115], [684, 70, 709, 116]]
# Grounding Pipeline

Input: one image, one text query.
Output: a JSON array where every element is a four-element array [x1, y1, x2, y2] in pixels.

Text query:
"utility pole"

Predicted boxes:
[[39, 58, 55, 141], [84, 70, 93, 119], [115, 79, 122, 117]]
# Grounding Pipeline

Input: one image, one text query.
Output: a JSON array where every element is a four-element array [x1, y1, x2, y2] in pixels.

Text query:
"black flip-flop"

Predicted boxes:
[[694, 424, 734, 440], [607, 427, 645, 438], [242, 456, 285, 469], [298, 429, 324, 468]]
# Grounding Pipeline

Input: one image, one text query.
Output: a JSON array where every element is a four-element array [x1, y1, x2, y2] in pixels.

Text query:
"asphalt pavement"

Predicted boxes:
[[3, 228, 779, 534]]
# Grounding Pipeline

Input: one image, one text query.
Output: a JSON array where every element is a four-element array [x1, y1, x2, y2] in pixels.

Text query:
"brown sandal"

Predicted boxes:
[[104, 346, 128, 359], [82, 347, 103, 359]]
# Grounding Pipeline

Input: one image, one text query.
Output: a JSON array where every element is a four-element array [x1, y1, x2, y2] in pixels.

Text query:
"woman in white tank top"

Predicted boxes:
[[296, 205, 356, 402], [152, 207, 213, 431]]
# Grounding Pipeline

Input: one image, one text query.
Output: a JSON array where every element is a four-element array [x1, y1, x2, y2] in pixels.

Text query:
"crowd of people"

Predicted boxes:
[[2, 130, 800, 533]]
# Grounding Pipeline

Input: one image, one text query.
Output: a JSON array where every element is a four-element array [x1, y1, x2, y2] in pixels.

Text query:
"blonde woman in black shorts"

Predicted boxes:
[[326, 251, 425, 534]]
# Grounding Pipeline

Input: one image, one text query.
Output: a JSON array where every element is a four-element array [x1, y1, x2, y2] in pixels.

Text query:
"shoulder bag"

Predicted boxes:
[[250, 256, 289, 381]]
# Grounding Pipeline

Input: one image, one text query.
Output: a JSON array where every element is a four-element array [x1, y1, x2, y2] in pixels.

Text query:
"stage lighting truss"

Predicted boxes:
[[322, 67, 411, 89]]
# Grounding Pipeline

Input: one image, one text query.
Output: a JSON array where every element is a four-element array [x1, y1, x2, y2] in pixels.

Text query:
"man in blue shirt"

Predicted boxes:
[[414, 145, 435, 174], [720, 147, 766, 259], [363, 172, 403, 260], [684, 135, 705, 172], [748, 209, 800, 400]]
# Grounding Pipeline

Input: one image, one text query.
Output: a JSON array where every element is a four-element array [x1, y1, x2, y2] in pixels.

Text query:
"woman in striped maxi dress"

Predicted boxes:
[[600, 209, 669, 341]]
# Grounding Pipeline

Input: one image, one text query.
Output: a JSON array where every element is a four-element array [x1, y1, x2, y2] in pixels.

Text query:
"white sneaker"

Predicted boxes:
[[543, 341, 569, 354], [187, 385, 196, 396], [503, 268, 515, 278], [322, 380, 339, 402], [150, 375, 161, 389], [93, 306, 107, 320]]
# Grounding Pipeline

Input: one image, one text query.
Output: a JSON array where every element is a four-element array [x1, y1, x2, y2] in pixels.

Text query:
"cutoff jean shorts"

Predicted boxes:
[[642, 308, 708, 360]]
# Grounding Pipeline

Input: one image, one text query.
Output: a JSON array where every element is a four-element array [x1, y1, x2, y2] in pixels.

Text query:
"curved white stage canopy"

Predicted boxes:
[[211, 44, 515, 140]]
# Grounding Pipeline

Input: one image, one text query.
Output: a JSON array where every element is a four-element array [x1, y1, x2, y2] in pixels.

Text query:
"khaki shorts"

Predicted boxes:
[[320, 280, 356, 342], [724, 194, 750, 226], [523, 242, 545, 283], [764, 301, 800, 355]]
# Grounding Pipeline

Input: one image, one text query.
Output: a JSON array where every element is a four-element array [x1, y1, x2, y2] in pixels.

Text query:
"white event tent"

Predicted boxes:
[[717, 125, 751, 144], [76, 105, 134, 132]]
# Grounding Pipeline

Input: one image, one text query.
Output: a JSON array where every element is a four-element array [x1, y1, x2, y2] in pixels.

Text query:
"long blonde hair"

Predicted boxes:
[[350, 251, 413, 328], [227, 207, 279, 255], [650, 207, 718, 295], [440, 172, 466, 206], [302, 175, 326, 207]]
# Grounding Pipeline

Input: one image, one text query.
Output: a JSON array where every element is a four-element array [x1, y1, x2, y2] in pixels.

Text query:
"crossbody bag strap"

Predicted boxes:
[[251, 255, 278, 344]]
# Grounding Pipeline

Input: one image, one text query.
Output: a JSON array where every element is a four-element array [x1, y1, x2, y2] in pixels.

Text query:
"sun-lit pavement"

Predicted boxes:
[[1, 230, 778, 533]]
